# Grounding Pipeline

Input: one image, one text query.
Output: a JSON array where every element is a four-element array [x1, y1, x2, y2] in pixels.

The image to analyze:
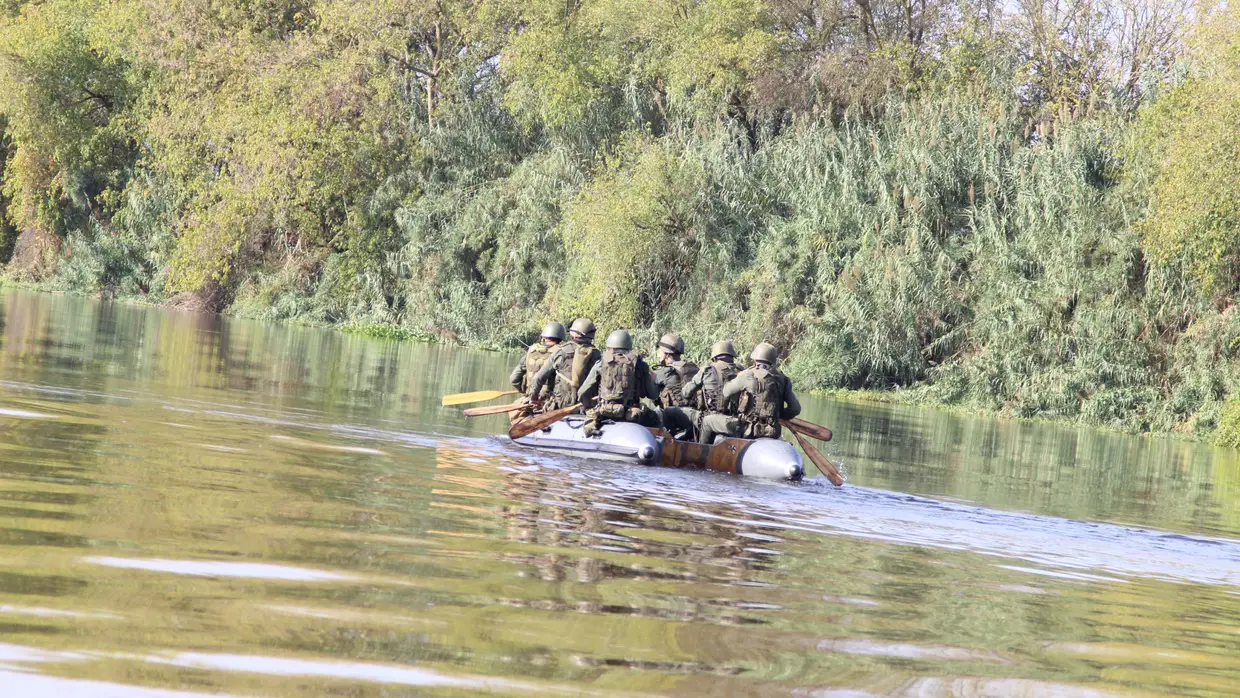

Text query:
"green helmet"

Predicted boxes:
[[750, 342, 779, 364], [569, 317, 596, 339], [541, 321, 567, 342], [605, 329, 633, 351], [711, 340, 736, 360], [657, 332, 685, 355]]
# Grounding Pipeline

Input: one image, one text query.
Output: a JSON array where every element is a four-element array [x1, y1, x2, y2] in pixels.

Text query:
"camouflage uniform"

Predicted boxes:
[[578, 349, 662, 432], [529, 338, 602, 410], [699, 361, 801, 444]]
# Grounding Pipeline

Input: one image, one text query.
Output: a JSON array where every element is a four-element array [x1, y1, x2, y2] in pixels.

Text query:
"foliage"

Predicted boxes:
[[1134, 2, 1240, 298], [2, 0, 1240, 444]]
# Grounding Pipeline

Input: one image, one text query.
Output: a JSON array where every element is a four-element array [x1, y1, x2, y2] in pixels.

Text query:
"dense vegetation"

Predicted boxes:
[[2, 0, 1240, 441]]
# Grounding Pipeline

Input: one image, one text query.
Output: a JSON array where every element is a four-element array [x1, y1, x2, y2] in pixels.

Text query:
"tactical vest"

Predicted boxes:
[[570, 343, 600, 389], [699, 359, 740, 414], [738, 366, 783, 437], [552, 341, 599, 406], [523, 344, 554, 393], [659, 359, 699, 407], [598, 349, 639, 406]]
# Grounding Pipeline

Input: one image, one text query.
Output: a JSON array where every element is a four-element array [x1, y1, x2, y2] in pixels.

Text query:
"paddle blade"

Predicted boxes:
[[786, 421, 844, 486], [442, 389, 519, 407], [463, 403, 527, 417], [509, 403, 581, 440], [785, 417, 833, 442]]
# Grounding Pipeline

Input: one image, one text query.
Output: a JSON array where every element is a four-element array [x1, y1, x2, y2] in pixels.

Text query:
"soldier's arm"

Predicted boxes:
[[640, 362, 662, 401], [681, 368, 704, 400], [529, 353, 558, 398], [577, 362, 601, 407], [721, 373, 746, 400], [782, 379, 802, 419], [509, 353, 527, 390]]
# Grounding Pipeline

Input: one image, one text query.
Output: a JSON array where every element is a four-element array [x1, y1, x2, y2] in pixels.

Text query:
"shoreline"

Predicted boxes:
[[1, 281, 1227, 450]]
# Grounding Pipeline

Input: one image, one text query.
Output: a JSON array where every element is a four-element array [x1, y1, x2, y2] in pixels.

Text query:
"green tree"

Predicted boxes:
[[1134, 2, 1240, 298]]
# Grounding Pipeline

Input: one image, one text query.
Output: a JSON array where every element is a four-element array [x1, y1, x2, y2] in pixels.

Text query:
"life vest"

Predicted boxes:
[[658, 359, 699, 407], [523, 343, 554, 393], [738, 365, 783, 437], [598, 349, 639, 406], [699, 359, 740, 414]]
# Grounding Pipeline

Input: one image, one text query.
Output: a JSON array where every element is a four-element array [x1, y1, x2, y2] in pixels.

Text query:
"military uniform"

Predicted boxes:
[[528, 338, 601, 410], [508, 322, 566, 423], [578, 333, 662, 432], [510, 343, 556, 396], [653, 359, 699, 408], [682, 357, 742, 415], [699, 343, 800, 444]]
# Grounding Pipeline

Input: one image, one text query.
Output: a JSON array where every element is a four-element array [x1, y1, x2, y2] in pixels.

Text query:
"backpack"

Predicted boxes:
[[552, 341, 599, 406], [570, 343, 600, 389], [598, 349, 639, 406], [659, 359, 699, 407], [523, 344, 554, 393], [738, 366, 783, 437], [699, 359, 740, 414]]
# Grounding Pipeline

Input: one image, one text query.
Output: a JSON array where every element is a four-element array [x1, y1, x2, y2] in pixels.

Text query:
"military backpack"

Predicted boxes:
[[523, 344, 555, 394], [659, 359, 699, 408], [598, 349, 639, 406], [699, 359, 740, 414], [738, 366, 783, 438]]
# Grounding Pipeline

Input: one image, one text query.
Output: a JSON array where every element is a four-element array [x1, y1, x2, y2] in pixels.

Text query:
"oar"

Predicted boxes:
[[509, 403, 581, 440], [784, 417, 833, 442], [463, 403, 528, 417], [442, 389, 519, 407], [784, 420, 844, 487]]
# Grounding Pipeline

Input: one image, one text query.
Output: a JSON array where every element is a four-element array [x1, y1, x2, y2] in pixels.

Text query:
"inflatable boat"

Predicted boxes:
[[511, 415, 804, 480]]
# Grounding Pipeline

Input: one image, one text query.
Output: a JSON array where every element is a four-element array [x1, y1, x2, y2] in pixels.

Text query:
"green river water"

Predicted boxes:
[[0, 289, 1238, 697]]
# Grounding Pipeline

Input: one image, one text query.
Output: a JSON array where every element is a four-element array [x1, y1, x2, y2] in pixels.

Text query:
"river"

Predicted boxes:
[[0, 289, 1237, 697]]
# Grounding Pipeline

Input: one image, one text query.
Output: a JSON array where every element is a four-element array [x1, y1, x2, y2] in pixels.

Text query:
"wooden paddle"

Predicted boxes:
[[509, 403, 581, 440], [784, 417, 833, 442], [442, 389, 519, 407], [463, 403, 528, 417], [784, 420, 844, 486]]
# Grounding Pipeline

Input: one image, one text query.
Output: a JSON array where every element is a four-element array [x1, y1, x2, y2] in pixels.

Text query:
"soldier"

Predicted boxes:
[[508, 321, 566, 423], [578, 329, 662, 435], [698, 342, 801, 444], [652, 333, 699, 408], [682, 340, 743, 416], [528, 317, 602, 410]]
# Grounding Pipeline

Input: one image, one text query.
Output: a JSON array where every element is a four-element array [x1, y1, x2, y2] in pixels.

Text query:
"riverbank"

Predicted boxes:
[[8, 278, 1238, 450]]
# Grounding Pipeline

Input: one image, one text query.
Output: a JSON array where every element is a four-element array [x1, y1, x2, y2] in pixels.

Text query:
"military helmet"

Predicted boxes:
[[750, 342, 779, 364], [605, 329, 633, 351], [541, 321, 567, 341], [710, 340, 736, 360], [657, 332, 685, 355], [569, 317, 596, 338]]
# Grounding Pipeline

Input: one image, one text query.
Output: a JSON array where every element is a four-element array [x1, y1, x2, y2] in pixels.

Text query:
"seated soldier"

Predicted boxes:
[[651, 332, 699, 440], [508, 321, 566, 423], [578, 329, 662, 435], [652, 332, 699, 407], [528, 317, 601, 411], [699, 342, 801, 444]]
